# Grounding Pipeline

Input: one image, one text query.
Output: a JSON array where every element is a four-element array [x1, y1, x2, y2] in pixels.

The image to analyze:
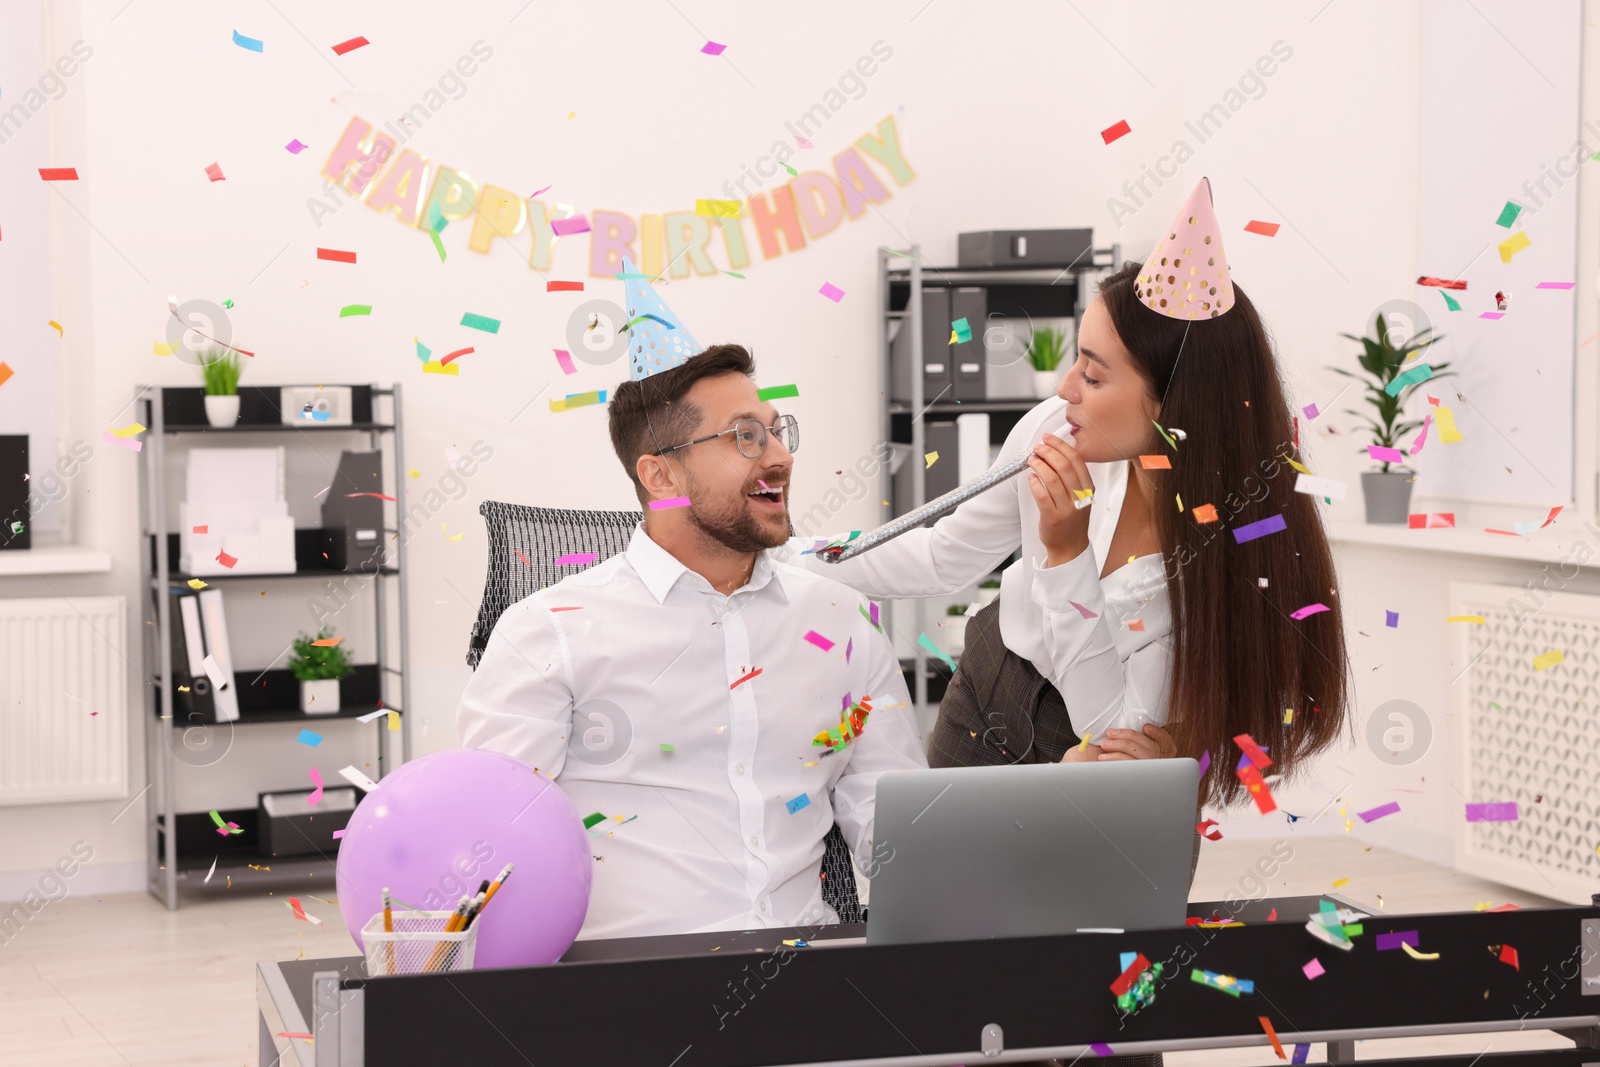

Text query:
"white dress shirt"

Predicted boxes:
[[787, 395, 1174, 742], [456, 524, 928, 941]]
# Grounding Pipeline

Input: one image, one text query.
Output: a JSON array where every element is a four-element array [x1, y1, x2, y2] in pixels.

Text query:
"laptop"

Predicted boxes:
[[864, 759, 1199, 946]]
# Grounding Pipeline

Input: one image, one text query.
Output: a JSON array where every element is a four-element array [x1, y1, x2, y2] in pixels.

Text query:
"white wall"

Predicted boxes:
[[2, 0, 1587, 899]]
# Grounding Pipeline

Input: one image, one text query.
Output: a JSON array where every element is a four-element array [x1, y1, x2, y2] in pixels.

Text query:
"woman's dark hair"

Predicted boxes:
[[607, 343, 756, 501], [1098, 260, 1350, 807]]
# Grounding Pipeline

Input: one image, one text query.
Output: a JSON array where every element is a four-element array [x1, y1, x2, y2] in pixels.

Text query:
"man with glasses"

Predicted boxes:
[[458, 268, 927, 941]]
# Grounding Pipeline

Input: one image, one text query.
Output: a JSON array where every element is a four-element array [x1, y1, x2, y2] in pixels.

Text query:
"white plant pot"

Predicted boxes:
[[1033, 370, 1061, 399], [205, 394, 240, 427], [938, 616, 967, 657], [300, 678, 341, 714]]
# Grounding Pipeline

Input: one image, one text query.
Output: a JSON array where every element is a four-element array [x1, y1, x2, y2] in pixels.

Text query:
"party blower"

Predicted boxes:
[[818, 425, 1086, 565]]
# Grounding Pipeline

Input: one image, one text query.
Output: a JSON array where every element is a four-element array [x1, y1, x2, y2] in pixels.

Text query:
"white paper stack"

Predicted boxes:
[[180, 447, 296, 575]]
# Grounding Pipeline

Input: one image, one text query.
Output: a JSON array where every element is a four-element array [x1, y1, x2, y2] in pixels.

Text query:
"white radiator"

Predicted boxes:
[[0, 595, 128, 805], [1450, 581, 1600, 904]]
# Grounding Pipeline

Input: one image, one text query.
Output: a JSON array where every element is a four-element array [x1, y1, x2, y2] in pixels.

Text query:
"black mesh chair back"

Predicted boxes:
[[467, 500, 864, 923]]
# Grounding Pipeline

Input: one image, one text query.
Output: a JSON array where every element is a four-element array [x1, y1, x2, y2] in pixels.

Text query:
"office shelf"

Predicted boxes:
[[135, 383, 414, 910], [878, 244, 1118, 715]]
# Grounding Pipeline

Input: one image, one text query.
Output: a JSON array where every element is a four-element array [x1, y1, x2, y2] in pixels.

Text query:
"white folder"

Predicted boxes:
[[197, 588, 239, 722]]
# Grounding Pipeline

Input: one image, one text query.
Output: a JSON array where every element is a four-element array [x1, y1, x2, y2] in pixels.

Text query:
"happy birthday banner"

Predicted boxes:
[[316, 114, 915, 278]]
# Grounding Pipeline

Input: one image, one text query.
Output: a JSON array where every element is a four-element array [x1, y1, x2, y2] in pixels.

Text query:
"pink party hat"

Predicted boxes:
[[1136, 177, 1234, 320]]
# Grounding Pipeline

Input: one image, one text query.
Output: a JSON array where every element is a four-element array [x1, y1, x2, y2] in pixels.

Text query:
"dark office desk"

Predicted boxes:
[[257, 894, 1600, 1067]]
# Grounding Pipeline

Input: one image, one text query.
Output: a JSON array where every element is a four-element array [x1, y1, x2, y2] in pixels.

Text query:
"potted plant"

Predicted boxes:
[[1025, 326, 1069, 399], [289, 627, 352, 714], [199, 347, 244, 427], [975, 578, 1001, 608], [1330, 314, 1452, 524]]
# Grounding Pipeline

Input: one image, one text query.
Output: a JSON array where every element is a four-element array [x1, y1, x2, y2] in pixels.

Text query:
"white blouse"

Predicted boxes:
[[786, 395, 1174, 743]]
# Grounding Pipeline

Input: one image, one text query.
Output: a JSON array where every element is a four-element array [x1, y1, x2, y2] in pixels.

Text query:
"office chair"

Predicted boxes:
[[468, 500, 865, 923]]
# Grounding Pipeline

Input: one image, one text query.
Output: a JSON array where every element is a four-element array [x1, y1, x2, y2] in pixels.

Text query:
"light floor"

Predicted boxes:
[[0, 836, 1581, 1067]]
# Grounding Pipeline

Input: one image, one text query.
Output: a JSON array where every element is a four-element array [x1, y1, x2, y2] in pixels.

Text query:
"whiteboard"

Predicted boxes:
[[1417, 0, 1582, 506], [0, 2, 61, 534]]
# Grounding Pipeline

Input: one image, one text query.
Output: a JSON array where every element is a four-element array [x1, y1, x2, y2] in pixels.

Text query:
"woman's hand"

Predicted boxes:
[[1060, 740, 1102, 763], [1097, 724, 1178, 761], [1028, 434, 1094, 567]]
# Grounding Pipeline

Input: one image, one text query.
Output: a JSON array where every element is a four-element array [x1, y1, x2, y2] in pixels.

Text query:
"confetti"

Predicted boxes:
[[215, 549, 238, 569], [1139, 454, 1171, 469], [951, 317, 973, 344], [205, 162, 225, 182], [317, 247, 357, 264], [331, 35, 370, 55], [310, 636, 343, 647], [1232, 514, 1287, 544], [186, 579, 207, 589], [1258, 1017, 1285, 1060], [297, 729, 323, 747], [1479, 311, 1504, 320], [339, 305, 373, 317], [1465, 802, 1519, 822], [1192, 503, 1219, 524], [650, 496, 691, 510], [554, 553, 597, 566], [1385, 610, 1399, 627], [917, 631, 958, 673], [550, 390, 605, 412], [1289, 603, 1330, 620], [819, 282, 845, 303], [660, 743, 675, 752], [701, 40, 726, 55], [785, 792, 811, 814], [1197, 819, 1222, 841], [232, 29, 265, 52], [209, 810, 243, 835], [1498, 231, 1531, 262], [925, 451, 939, 468], [286, 139, 307, 154], [48, 319, 64, 335], [109, 422, 145, 438], [339, 765, 380, 791], [1416, 276, 1466, 289], [1438, 289, 1462, 311], [757, 383, 799, 401], [1434, 407, 1463, 443], [1400, 941, 1440, 960], [1294, 473, 1346, 500], [442, 523, 465, 542], [1243, 220, 1281, 236], [1498, 944, 1519, 970], [1301, 403, 1319, 419], [1535, 281, 1575, 289], [460, 312, 501, 334], [1368, 445, 1406, 464], [803, 630, 835, 652], [440, 346, 473, 365], [546, 280, 584, 292], [388, 711, 400, 732], [695, 199, 741, 217], [1384, 362, 1434, 396], [1100, 119, 1132, 144], [551, 216, 591, 237], [0, 363, 12, 388], [287, 897, 323, 925], [1302, 958, 1324, 980], [38, 167, 80, 181], [730, 667, 763, 689], [102, 432, 142, 452], [1446, 615, 1484, 624], [1407, 513, 1455, 529], [553, 348, 577, 375], [1359, 801, 1401, 823], [422, 361, 458, 376]]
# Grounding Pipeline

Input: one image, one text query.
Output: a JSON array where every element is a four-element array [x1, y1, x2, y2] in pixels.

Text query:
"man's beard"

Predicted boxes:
[[684, 475, 791, 554]]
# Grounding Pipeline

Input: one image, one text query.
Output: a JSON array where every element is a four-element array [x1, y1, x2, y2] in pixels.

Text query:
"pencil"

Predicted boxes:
[[382, 888, 394, 976], [482, 863, 515, 907], [424, 896, 470, 973], [461, 890, 488, 930]]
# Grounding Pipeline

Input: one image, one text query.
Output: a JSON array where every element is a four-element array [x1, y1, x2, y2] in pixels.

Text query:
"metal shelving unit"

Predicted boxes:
[[877, 244, 1121, 717], [134, 384, 413, 909]]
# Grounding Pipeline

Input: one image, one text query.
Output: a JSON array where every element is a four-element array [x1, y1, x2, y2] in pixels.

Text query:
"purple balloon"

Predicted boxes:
[[336, 748, 591, 969]]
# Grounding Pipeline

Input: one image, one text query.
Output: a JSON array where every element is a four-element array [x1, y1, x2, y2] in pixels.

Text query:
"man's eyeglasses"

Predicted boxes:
[[653, 415, 800, 460]]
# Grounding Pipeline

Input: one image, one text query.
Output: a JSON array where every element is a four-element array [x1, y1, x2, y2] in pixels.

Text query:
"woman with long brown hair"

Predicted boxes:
[[805, 176, 1349, 816]]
